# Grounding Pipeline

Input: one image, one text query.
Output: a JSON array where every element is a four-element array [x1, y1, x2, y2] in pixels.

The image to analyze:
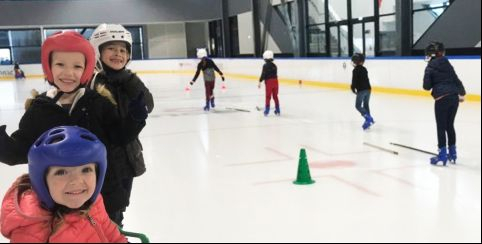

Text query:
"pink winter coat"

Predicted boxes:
[[0, 176, 127, 243]]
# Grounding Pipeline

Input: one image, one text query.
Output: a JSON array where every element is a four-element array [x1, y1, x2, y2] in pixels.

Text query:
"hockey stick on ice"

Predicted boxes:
[[363, 142, 399, 155], [389, 143, 437, 156]]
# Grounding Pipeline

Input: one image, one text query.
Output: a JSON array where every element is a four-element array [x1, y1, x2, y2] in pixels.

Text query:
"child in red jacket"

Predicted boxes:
[[1, 126, 127, 243]]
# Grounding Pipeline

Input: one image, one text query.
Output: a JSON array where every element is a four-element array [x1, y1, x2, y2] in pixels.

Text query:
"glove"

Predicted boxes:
[[128, 92, 148, 121], [190, 81, 195, 86], [221, 76, 225, 81]]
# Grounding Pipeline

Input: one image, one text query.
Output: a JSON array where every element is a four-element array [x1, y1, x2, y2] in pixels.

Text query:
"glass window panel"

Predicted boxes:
[[364, 22, 375, 57], [308, 25, 326, 54], [131, 44, 143, 60], [0, 48, 12, 65], [126, 27, 142, 43], [330, 26, 339, 56], [45, 28, 95, 40], [340, 25, 349, 57], [10, 30, 41, 46], [379, 15, 397, 51], [413, 0, 449, 10], [0, 31, 9, 46], [353, 23, 364, 53], [11, 46, 41, 64], [352, 0, 374, 19], [413, 7, 448, 44], [307, 0, 325, 25], [329, 0, 347, 21], [380, 0, 396, 15]]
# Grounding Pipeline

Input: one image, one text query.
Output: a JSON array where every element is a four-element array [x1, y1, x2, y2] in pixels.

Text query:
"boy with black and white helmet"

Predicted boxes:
[[258, 50, 281, 116], [90, 23, 154, 226]]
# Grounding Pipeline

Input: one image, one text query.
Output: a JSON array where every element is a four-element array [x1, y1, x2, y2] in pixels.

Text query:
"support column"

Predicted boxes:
[[252, 0, 262, 57], [297, 0, 307, 57], [221, 0, 232, 57], [396, 0, 412, 56]]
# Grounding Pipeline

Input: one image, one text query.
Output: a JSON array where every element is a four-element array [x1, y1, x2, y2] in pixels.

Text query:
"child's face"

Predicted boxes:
[[100, 42, 129, 70], [51, 51, 85, 93], [46, 163, 96, 209]]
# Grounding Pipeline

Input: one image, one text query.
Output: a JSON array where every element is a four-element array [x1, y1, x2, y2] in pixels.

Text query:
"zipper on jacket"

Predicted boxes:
[[87, 214, 108, 242]]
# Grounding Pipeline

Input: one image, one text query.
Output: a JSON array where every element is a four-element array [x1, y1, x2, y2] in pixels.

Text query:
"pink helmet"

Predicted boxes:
[[41, 31, 95, 85]]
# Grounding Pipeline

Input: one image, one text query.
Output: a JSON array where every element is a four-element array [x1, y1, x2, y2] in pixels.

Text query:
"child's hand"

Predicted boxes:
[[459, 95, 465, 103], [128, 92, 148, 121]]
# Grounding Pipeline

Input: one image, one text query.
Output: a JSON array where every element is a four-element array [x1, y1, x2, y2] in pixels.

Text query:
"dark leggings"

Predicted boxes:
[[205, 81, 215, 102], [435, 94, 459, 149]]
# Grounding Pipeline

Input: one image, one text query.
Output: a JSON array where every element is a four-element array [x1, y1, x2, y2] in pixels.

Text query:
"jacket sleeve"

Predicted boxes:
[[451, 66, 466, 96], [192, 62, 202, 82], [124, 74, 155, 114], [0, 110, 38, 165], [259, 64, 266, 82], [423, 66, 433, 91], [99, 96, 145, 146], [351, 69, 357, 93], [136, 76, 154, 114]]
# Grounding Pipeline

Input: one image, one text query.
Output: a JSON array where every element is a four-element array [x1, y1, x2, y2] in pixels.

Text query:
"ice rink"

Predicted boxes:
[[0, 73, 481, 242]]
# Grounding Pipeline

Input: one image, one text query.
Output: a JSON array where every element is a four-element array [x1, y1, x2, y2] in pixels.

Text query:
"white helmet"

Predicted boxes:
[[90, 23, 133, 69], [263, 50, 274, 60], [197, 48, 208, 59]]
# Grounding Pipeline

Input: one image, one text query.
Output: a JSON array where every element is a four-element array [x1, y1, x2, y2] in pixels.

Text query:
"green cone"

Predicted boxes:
[[293, 149, 315, 185]]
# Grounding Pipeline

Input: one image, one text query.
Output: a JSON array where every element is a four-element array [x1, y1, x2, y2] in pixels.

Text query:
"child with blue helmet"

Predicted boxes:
[[1, 126, 126, 243]]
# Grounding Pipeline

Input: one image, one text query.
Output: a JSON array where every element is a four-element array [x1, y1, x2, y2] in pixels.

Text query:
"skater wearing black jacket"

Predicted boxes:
[[351, 53, 374, 130], [90, 23, 154, 226], [423, 41, 466, 166]]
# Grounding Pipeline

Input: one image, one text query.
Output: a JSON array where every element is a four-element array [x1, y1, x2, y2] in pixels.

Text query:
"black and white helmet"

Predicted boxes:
[[90, 23, 133, 70]]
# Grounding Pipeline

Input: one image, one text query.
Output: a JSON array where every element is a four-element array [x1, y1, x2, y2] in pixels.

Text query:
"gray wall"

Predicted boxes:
[[0, 0, 222, 27], [185, 22, 209, 58], [414, 0, 481, 49], [146, 24, 187, 59], [227, 0, 252, 17]]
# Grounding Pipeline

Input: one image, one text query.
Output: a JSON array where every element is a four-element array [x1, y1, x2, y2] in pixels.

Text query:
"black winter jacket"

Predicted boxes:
[[423, 57, 466, 99], [351, 65, 371, 93], [259, 61, 278, 82], [91, 69, 154, 179]]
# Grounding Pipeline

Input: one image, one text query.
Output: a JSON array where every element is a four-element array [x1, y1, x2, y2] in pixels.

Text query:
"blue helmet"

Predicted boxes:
[[28, 126, 107, 210]]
